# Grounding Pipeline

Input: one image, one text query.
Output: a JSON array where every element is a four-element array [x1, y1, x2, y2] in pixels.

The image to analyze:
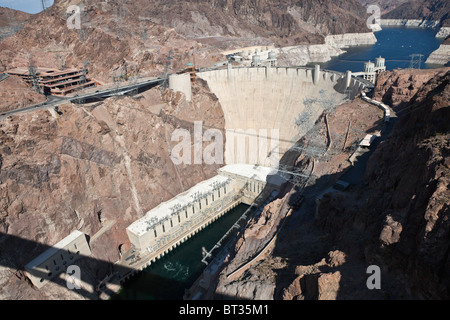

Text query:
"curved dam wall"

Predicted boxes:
[[196, 66, 367, 166]]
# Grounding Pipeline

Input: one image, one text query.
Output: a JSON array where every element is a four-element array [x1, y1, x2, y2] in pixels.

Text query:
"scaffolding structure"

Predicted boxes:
[[8, 65, 99, 96]]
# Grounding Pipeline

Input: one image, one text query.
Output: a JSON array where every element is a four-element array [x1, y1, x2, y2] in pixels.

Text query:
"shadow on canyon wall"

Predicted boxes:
[[266, 113, 408, 300]]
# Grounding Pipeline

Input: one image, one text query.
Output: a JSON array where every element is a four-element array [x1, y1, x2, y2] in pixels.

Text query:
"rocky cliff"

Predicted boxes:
[[359, 0, 411, 15], [382, 0, 450, 27], [208, 68, 450, 300], [317, 68, 450, 299], [373, 67, 450, 108], [0, 7, 30, 40], [0, 75, 47, 113], [0, 79, 225, 299], [130, 0, 373, 48], [0, 0, 219, 83], [0, 7, 30, 27]]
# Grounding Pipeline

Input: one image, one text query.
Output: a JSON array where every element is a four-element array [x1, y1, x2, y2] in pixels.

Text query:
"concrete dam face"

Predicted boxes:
[[195, 66, 366, 166]]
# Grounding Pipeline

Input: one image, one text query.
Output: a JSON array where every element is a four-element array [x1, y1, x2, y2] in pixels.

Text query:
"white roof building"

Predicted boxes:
[[359, 134, 377, 147], [127, 175, 231, 237]]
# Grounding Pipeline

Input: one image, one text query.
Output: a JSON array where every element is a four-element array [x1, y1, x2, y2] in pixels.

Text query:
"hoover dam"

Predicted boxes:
[[107, 65, 373, 289], [19, 63, 374, 295], [1, 0, 449, 304], [173, 65, 369, 167]]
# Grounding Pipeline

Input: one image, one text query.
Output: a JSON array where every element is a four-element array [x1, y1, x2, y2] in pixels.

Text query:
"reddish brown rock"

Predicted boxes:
[[0, 79, 225, 299], [379, 215, 402, 246], [373, 68, 450, 108], [0, 75, 47, 113], [317, 271, 342, 300], [383, 0, 450, 26], [318, 69, 450, 299]]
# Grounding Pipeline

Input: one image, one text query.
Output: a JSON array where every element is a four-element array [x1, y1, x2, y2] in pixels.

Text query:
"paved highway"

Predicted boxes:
[[0, 77, 165, 120]]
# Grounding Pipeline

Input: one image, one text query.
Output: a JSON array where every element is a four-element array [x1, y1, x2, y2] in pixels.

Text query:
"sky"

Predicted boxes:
[[0, 0, 54, 14]]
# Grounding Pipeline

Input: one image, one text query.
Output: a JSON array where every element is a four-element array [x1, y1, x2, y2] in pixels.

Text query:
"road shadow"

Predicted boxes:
[[0, 231, 186, 300]]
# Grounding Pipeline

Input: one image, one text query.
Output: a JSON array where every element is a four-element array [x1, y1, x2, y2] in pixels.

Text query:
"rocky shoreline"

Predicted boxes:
[[426, 44, 450, 65], [379, 19, 440, 28], [278, 32, 377, 66], [436, 27, 450, 38]]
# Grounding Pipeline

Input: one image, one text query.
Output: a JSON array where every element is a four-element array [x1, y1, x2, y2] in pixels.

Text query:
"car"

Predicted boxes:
[[1, 113, 6, 116]]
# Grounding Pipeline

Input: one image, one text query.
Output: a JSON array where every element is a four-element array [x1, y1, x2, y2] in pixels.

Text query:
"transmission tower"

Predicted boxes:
[[409, 54, 424, 69], [161, 49, 174, 88], [80, 59, 89, 84], [27, 54, 42, 94]]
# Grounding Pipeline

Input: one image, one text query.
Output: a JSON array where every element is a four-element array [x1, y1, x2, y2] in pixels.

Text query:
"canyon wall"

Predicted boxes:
[[208, 68, 450, 300], [382, 0, 450, 27], [0, 79, 225, 299], [131, 0, 373, 47], [317, 68, 450, 299]]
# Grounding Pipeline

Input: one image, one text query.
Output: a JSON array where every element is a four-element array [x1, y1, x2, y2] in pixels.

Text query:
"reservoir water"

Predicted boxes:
[[113, 203, 250, 300], [314, 26, 443, 72]]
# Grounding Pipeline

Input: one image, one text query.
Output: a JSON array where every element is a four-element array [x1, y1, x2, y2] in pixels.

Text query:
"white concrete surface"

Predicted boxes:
[[25, 230, 91, 289], [198, 67, 365, 165], [169, 73, 192, 102]]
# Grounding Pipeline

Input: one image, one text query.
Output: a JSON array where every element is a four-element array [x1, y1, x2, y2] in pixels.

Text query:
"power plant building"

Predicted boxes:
[[24, 230, 91, 289], [126, 165, 287, 257], [353, 56, 386, 83]]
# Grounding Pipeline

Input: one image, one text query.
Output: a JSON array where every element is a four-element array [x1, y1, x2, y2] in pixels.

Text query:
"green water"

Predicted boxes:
[[112, 203, 250, 300]]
